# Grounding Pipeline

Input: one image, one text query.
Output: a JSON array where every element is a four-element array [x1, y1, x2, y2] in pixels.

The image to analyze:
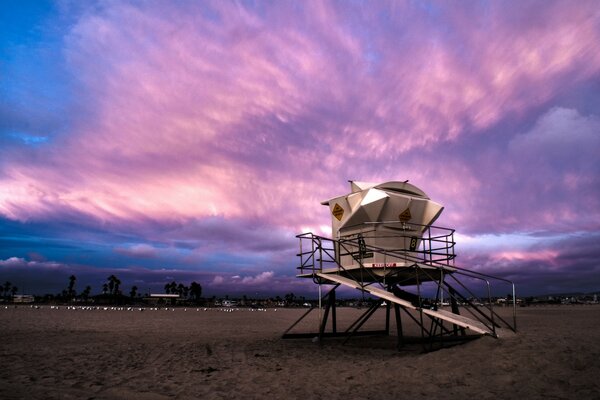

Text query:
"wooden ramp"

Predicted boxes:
[[316, 272, 492, 336]]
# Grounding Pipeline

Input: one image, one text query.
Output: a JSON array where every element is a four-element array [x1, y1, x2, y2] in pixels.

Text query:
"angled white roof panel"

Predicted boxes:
[[347, 192, 363, 212], [360, 188, 388, 205], [360, 194, 388, 221], [350, 181, 377, 193], [340, 206, 370, 230]]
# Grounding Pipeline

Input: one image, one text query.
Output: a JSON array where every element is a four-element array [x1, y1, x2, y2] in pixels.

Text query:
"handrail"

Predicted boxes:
[[296, 223, 517, 333], [361, 242, 517, 332]]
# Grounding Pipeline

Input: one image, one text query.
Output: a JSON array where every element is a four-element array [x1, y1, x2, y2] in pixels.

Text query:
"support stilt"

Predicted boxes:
[[394, 303, 403, 349], [449, 285, 465, 336]]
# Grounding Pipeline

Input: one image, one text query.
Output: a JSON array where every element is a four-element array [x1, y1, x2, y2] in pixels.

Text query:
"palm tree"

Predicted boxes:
[[102, 283, 109, 295], [164, 283, 171, 294], [129, 286, 138, 299], [105, 275, 121, 303], [107, 275, 116, 295], [10, 285, 17, 300], [114, 277, 121, 295], [68, 275, 77, 299]]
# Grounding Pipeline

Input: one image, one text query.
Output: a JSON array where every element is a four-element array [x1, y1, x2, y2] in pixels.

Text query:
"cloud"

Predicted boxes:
[[1, 1, 599, 231], [114, 243, 159, 258], [163, 216, 297, 253], [0, 257, 62, 269], [498, 108, 599, 232], [509, 107, 600, 171], [209, 271, 275, 286], [240, 271, 274, 285], [211, 276, 224, 285], [418, 106, 600, 236], [455, 232, 600, 295]]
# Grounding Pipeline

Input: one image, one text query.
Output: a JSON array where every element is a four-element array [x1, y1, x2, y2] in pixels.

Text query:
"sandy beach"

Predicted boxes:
[[1, 304, 599, 399]]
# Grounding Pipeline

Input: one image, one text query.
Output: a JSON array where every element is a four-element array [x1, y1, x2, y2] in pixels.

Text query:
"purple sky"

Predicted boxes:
[[1, 1, 599, 297]]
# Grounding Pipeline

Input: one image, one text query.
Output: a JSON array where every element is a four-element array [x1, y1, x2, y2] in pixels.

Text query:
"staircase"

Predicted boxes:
[[316, 272, 493, 335]]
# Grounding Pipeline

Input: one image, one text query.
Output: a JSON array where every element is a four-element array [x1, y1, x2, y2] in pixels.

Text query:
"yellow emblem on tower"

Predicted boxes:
[[399, 207, 411, 222], [332, 203, 344, 221]]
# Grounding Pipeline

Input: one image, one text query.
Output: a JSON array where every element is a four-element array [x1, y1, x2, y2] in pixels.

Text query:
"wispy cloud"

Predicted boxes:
[[114, 243, 159, 258]]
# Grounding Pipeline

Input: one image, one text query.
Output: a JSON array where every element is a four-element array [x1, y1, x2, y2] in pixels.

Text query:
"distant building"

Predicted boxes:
[[222, 300, 238, 307], [13, 295, 35, 303], [145, 294, 180, 305]]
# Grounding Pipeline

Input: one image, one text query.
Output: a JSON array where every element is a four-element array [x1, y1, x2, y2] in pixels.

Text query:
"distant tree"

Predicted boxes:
[[177, 283, 190, 299], [114, 277, 121, 295], [3, 281, 11, 300], [130, 286, 138, 298], [284, 293, 295, 304], [104, 275, 122, 303], [102, 283, 109, 295], [190, 282, 202, 304], [169, 281, 177, 295], [11, 285, 18, 299], [106, 275, 122, 296], [107, 275, 117, 295], [68, 275, 77, 299], [82, 285, 92, 301], [164, 283, 171, 294]]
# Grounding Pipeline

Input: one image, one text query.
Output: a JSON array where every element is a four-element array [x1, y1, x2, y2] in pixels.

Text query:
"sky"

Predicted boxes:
[[1, 0, 599, 298]]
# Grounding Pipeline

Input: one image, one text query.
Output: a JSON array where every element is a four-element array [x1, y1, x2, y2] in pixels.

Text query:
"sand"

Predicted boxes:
[[1, 304, 599, 399]]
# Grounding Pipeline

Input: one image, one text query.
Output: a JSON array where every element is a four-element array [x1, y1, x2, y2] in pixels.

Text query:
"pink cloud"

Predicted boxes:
[[491, 250, 559, 265], [240, 271, 274, 285], [0, 1, 599, 240]]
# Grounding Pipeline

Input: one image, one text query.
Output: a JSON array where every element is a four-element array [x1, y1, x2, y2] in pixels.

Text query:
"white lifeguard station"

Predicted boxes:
[[283, 180, 517, 351]]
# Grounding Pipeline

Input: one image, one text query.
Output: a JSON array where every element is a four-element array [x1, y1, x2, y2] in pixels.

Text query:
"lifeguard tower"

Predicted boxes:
[[283, 180, 517, 351]]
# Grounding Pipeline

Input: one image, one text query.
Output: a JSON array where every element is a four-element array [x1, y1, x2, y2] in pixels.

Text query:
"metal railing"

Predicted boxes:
[[296, 223, 517, 334]]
